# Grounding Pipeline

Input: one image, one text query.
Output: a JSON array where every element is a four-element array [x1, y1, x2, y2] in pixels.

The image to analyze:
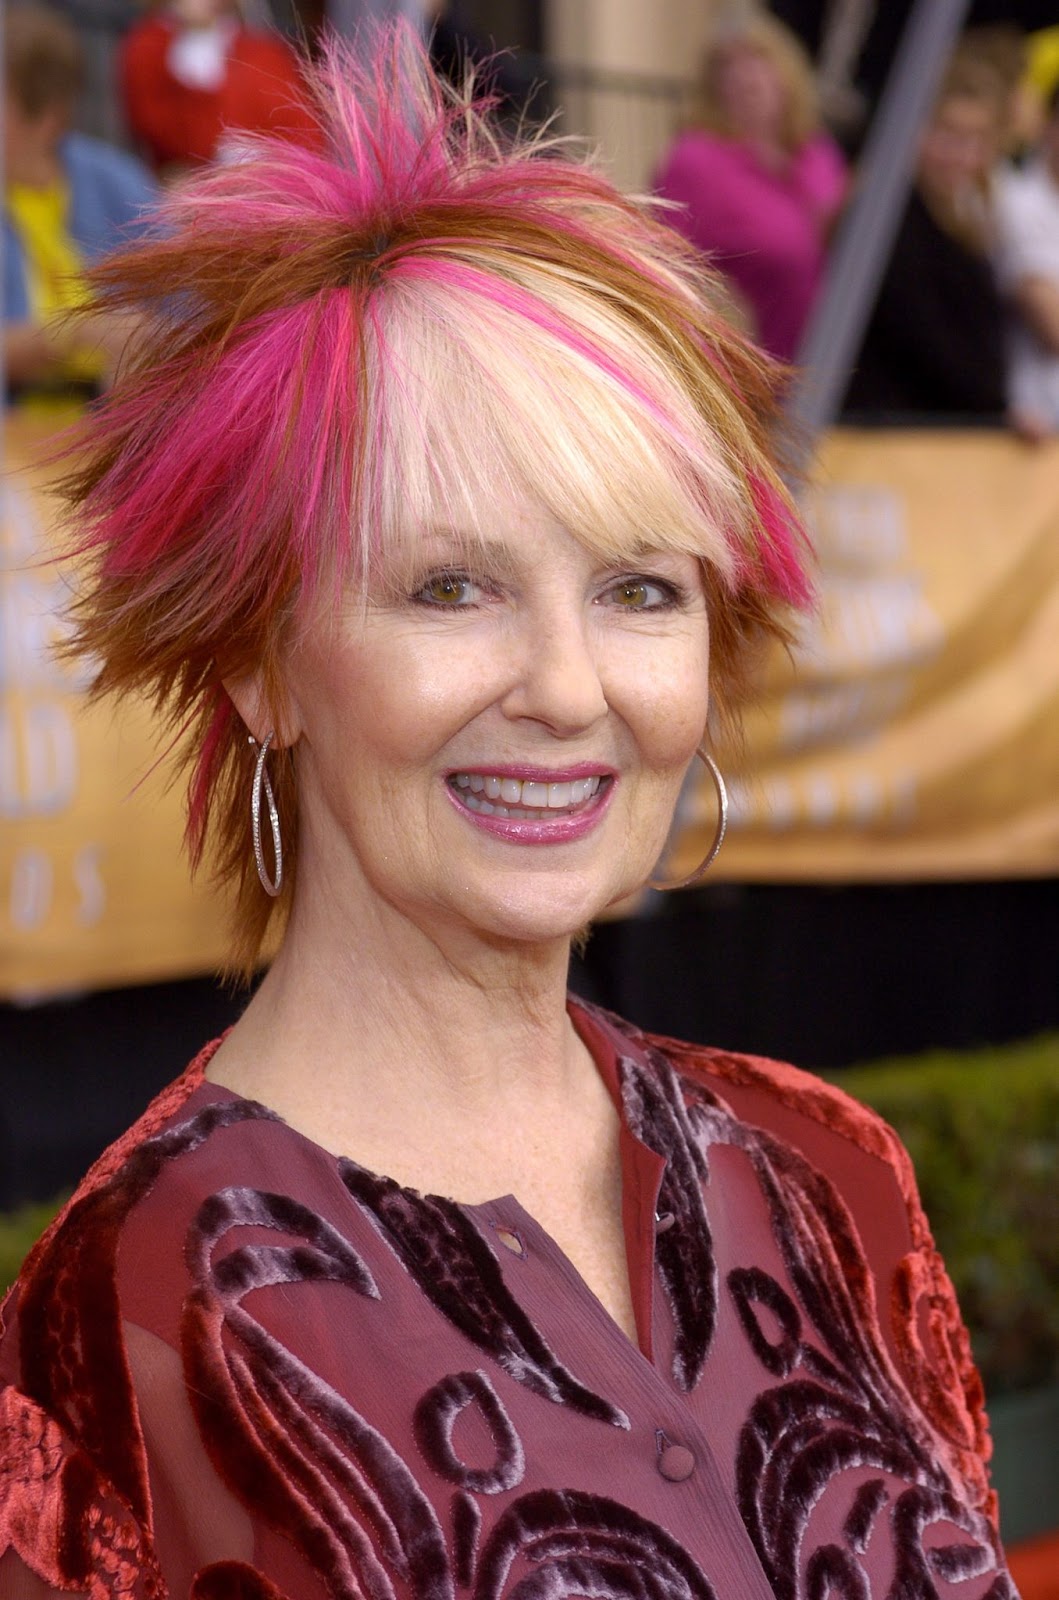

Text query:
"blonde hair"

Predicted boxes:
[[696, 12, 822, 154], [63, 27, 811, 974], [936, 53, 1010, 121], [921, 56, 1008, 250]]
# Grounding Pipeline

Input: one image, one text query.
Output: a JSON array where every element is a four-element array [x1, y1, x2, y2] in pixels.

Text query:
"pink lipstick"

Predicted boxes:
[[443, 765, 615, 844]]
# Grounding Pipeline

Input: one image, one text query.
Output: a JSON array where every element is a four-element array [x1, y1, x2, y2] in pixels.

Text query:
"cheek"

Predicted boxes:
[[620, 636, 710, 770], [655, 678, 710, 768], [299, 632, 489, 781]]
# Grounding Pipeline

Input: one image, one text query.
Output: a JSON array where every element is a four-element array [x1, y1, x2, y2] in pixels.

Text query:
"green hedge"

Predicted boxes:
[[0, 1195, 67, 1299], [3, 1036, 1057, 1398], [833, 1034, 1059, 1397]]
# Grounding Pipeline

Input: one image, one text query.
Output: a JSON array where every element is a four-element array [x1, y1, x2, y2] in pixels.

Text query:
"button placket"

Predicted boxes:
[[466, 1196, 778, 1600]]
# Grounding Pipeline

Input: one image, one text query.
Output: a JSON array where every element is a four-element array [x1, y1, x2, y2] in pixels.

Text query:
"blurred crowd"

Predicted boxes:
[[4, 1, 1059, 433], [653, 8, 1059, 435], [2, 0, 527, 408], [3, 0, 323, 407]]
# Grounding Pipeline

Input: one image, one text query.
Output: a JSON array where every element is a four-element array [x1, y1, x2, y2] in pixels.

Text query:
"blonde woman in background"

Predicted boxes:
[[843, 59, 1008, 419], [3, 4, 157, 403], [654, 11, 847, 362]]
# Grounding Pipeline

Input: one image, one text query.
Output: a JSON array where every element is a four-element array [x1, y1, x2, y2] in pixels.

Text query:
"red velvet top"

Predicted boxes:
[[0, 1000, 1013, 1600], [119, 19, 320, 174]]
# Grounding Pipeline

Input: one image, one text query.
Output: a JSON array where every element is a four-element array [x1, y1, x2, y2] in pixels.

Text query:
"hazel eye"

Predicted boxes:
[[606, 577, 674, 610], [416, 572, 479, 606]]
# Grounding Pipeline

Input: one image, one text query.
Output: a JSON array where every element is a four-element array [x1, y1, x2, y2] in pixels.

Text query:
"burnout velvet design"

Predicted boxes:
[[340, 1162, 629, 1429], [644, 1022, 996, 1508], [185, 1178, 711, 1600], [475, 1491, 718, 1600], [414, 1371, 525, 1494], [183, 1489, 724, 1600], [0, 1095, 280, 1595], [617, 1053, 717, 1392], [1, 1012, 1011, 1600], [609, 1013, 1012, 1600]]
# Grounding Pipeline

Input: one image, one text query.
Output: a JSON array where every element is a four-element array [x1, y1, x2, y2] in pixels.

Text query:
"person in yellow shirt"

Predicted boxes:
[[3, 5, 158, 403], [1026, 26, 1059, 107]]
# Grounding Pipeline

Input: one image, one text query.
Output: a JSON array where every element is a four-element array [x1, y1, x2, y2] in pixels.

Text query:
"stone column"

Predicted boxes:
[[542, 0, 728, 188]]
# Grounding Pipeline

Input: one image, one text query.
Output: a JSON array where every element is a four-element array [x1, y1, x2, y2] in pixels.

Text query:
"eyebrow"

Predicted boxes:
[[397, 529, 524, 578]]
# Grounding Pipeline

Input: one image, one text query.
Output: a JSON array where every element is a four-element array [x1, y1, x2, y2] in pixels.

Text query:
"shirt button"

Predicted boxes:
[[657, 1444, 696, 1482]]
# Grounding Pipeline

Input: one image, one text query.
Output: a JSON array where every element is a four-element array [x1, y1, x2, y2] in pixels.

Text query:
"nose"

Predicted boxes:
[[499, 608, 609, 737]]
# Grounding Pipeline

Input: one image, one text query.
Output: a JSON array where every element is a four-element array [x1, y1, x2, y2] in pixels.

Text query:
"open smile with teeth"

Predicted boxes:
[[449, 773, 606, 820]]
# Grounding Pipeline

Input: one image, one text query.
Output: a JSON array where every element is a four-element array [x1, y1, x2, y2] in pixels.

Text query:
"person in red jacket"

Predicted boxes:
[[120, 0, 318, 177]]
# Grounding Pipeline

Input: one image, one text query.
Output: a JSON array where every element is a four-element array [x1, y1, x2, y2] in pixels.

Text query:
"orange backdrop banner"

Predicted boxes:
[[1, 415, 230, 999], [3, 421, 1059, 999], [673, 429, 1059, 884]]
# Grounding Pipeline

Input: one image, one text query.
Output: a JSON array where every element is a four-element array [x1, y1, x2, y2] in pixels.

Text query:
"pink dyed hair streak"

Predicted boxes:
[[60, 22, 811, 972]]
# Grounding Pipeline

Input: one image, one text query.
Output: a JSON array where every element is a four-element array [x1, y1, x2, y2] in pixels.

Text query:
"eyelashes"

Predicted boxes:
[[410, 568, 691, 612], [604, 576, 684, 611], [413, 571, 486, 607]]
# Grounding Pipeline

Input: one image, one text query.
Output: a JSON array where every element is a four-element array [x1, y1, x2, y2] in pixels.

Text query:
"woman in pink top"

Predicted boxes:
[[655, 14, 847, 361]]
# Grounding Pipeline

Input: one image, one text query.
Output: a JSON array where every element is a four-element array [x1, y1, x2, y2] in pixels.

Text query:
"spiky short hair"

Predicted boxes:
[[64, 26, 811, 972]]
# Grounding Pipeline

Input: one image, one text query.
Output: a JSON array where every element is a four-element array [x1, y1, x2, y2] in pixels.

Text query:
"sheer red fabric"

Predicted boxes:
[[0, 1001, 1014, 1599]]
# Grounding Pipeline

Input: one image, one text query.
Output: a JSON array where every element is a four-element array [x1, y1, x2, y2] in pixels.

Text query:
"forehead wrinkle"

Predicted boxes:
[[384, 527, 524, 575]]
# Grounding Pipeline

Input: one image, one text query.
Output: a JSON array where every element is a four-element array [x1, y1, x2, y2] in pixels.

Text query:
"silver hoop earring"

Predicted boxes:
[[249, 731, 283, 898], [648, 746, 728, 891]]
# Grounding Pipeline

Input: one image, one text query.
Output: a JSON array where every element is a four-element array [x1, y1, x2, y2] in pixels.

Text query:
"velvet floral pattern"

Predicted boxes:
[[0, 1002, 1016, 1600]]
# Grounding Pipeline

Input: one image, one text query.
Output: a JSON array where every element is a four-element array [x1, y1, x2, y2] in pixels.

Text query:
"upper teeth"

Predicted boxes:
[[452, 773, 602, 810]]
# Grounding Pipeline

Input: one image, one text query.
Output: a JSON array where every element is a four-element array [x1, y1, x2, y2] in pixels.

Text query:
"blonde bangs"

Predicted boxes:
[[58, 24, 809, 973], [363, 268, 749, 593]]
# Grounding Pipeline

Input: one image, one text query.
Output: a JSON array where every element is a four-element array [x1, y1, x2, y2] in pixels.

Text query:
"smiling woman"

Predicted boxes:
[[0, 25, 1016, 1600], [266, 505, 711, 951]]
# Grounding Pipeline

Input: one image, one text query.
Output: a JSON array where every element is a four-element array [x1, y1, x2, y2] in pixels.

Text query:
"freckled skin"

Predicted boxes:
[[280, 501, 711, 947]]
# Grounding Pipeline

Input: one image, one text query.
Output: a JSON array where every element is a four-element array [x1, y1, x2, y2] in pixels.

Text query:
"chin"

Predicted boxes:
[[469, 905, 597, 948], [455, 869, 642, 947]]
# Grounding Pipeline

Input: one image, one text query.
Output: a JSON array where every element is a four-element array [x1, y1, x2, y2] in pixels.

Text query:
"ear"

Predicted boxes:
[[222, 671, 300, 750]]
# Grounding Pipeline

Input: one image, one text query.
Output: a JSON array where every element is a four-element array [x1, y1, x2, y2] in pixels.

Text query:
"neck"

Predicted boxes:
[[6, 143, 64, 190], [729, 114, 784, 158], [215, 864, 589, 1158]]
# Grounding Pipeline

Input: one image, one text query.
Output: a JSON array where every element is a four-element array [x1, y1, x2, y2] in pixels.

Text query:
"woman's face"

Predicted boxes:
[[713, 42, 787, 140], [169, 0, 234, 27], [918, 95, 1000, 197], [278, 497, 711, 947]]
